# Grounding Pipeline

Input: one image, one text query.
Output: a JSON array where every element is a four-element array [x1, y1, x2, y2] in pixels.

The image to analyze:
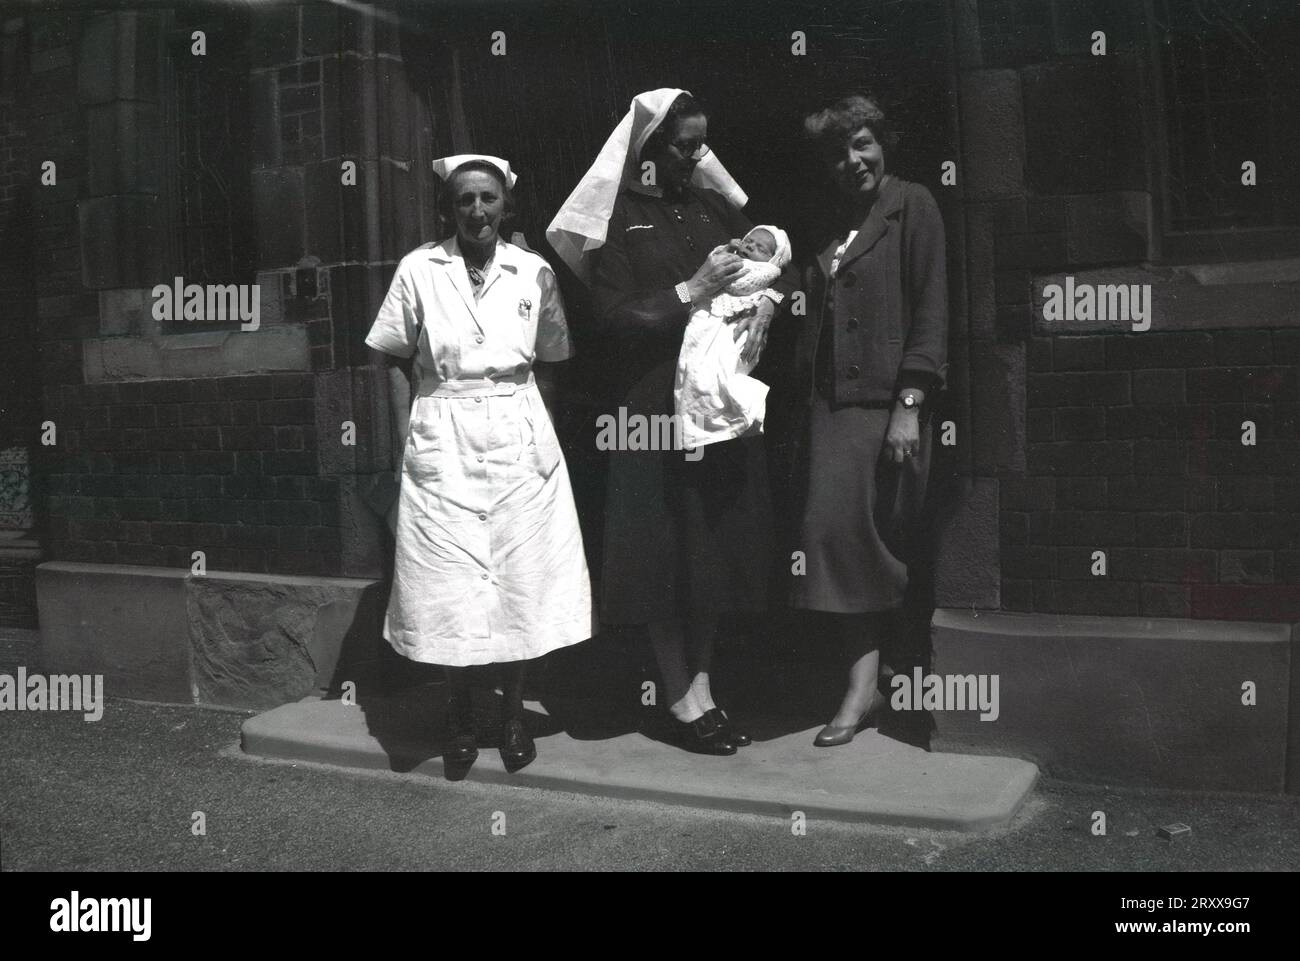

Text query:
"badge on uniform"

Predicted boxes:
[[518, 298, 532, 317]]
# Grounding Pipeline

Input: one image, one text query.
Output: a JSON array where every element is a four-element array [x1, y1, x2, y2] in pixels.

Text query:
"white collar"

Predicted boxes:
[[428, 235, 519, 273]]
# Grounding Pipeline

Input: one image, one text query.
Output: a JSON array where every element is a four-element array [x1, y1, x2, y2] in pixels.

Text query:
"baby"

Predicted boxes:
[[675, 225, 791, 449]]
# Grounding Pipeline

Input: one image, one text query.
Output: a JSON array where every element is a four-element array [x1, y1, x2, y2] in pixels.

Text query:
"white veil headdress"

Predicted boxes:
[[545, 88, 749, 285]]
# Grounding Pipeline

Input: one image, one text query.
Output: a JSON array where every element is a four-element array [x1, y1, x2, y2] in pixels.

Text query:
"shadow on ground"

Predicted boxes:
[[335, 610, 934, 779]]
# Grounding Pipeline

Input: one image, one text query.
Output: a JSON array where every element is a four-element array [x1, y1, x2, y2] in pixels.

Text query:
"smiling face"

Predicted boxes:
[[450, 169, 506, 250], [827, 124, 886, 201], [647, 113, 707, 192], [738, 228, 777, 262]]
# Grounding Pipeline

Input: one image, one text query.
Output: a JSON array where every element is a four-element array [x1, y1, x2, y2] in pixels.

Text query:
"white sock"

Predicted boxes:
[[689, 672, 717, 713], [669, 689, 704, 723]]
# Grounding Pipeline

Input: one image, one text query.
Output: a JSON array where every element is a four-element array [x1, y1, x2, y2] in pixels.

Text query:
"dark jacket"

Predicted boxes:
[[794, 176, 949, 406], [591, 184, 798, 412]]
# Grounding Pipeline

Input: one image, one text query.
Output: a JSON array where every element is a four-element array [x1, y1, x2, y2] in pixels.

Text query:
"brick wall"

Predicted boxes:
[[1003, 328, 1300, 621], [1, 15, 49, 626], [41, 372, 347, 575], [1, 14, 40, 450], [959, 0, 1300, 622]]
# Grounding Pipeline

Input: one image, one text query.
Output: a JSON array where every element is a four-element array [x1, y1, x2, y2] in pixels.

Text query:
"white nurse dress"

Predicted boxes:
[[365, 236, 594, 666]]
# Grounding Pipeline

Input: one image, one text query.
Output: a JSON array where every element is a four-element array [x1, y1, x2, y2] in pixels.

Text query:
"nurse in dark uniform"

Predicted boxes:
[[791, 94, 949, 747], [548, 88, 796, 755]]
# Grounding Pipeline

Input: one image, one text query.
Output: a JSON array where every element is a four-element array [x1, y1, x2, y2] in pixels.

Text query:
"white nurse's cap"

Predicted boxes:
[[431, 154, 518, 189]]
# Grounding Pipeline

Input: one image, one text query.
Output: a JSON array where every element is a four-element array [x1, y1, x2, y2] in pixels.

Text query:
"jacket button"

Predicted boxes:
[[846, 365, 860, 379], [846, 317, 860, 331], [841, 272, 856, 287]]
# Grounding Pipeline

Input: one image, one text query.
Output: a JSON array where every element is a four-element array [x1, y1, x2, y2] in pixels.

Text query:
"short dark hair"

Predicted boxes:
[[437, 160, 516, 222], [638, 92, 706, 162], [803, 93, 896, 155]]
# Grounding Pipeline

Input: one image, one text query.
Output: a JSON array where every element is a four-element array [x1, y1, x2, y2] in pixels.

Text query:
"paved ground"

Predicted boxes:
[[3, 693, 1299, 871], [240, 690, 1038, 831]]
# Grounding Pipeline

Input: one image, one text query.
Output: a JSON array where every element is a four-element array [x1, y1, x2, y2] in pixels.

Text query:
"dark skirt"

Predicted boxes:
[[599, 361, 774, 625], [790, 396, 932, 613]]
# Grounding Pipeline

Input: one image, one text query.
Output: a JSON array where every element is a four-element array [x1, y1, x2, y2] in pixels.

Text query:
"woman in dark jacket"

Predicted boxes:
[[548, 88, 797, 755], [791, 93, 949, 746]]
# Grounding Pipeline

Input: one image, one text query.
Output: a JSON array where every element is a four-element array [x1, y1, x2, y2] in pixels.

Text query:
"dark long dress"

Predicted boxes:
[[590, 184, 792, 624]]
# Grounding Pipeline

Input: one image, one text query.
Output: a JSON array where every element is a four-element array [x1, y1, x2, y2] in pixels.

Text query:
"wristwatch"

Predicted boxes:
[[897, 391, 920, 410], [675, 281, 692, 306]]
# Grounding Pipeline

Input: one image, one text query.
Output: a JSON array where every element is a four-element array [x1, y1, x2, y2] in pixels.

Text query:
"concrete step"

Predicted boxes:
[[241, 692, 1039, 832], [930, 609, 1295, 792]]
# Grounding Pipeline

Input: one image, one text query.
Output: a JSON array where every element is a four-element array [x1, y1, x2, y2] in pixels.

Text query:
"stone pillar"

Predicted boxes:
[[76, 11, 166, 289], [933, 0, 1027, 610], [248, 2, 435, 579]]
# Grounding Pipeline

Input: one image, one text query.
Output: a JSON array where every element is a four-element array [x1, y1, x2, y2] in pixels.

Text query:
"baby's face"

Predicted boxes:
[[737, 229, 777, 262]]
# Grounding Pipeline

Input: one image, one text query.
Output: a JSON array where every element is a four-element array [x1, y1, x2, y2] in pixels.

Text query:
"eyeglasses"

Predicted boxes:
[[670, 140, 711, 160]]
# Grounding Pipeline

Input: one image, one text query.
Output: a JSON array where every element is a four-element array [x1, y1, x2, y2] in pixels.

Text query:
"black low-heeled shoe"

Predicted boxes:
[[443, 698, 478, 764], [672, 710, 738, 756], [444, 721, 478, 765], [705, 707, 752, 747], [500, 717, 536, 771]]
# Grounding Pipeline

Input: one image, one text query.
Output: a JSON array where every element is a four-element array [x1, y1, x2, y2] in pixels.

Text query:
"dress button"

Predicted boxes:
[[842, 272, 857, 287], [478, 513, 487, 521], [476, 454, 484, 462], [847, 365, 861, 378], [475, 396, 483, 403], [480, 573, 489, 580], [847, 317, 860, 331], [475, 335, 484, 344]]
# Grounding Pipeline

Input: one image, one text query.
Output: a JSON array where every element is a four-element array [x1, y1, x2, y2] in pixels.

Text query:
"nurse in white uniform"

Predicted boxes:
[[365, 154, 594, 771]]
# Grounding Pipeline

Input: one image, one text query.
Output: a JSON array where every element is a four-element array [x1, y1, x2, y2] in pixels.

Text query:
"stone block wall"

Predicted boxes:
[[1, 13, 68, 626], [7, 3, 437, 589], [957, 0, 1297, 620], [245, 2, 432, 371], [7, 0, 1296, 627]]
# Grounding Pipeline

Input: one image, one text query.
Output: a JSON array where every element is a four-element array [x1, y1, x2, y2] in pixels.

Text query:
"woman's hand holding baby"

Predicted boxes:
[[731, 296, 776, 367], [686, 245, 744, 303]]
